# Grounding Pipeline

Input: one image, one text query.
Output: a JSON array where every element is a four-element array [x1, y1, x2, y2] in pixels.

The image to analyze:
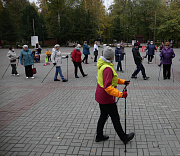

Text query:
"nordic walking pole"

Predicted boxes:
[[172, 63, 174, 83], [2, 63, 11, 78], [123, 85, 127, 153], [41, 66, 54, 83], [67, 56, 68, 81], [125, 52, 126, 72]]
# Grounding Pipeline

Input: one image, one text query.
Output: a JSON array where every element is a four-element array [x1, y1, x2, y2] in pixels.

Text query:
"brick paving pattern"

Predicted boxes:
[[0, 47, 180, 156]]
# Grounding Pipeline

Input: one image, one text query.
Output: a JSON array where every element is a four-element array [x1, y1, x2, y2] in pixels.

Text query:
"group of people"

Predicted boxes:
[[6, 40, 176, 146]]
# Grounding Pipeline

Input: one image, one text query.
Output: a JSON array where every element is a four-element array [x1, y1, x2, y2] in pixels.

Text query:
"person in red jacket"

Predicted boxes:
[[72, 44, 88, 78]]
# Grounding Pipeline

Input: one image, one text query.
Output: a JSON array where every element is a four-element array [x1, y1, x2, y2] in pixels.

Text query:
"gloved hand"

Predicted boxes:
[[66, 55, 69, 58], [122, 91, 128, 98], [124, 81, 130, 86], [171, 55, 174, 58], [53, 63, 56, 66]]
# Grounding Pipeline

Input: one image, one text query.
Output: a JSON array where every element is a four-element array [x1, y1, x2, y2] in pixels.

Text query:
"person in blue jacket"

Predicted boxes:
[[82, 41, 90, 64], [20, 45, 35, 79], [115, 44, 125, 72], [146, 41, 157, 64]]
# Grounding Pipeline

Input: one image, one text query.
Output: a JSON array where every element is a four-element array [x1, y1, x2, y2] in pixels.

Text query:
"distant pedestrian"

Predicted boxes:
[[147, 40, 150, 46], [160, 42, 175, 80], [51, 44, 68, 82], [72, 44, 88, 78], [115, 44, 125, 72], [120, 40, 125, 53], [16, 42, 19, 49], [159, 42, 164, 52], [101, 44, 107, 56], [82, 41, 90, 64], [146, 41, 157, 64], [170, 40, 173, 48], [46, 49, 51, 62], [95, 46, 135, 144], [35, 43, 42, 61], [131, 43, 149, 80], [7, 46, 19, 76], [137, 40, 140, 47], [20, 45, 34, 79], [94, 41, 98, 62]]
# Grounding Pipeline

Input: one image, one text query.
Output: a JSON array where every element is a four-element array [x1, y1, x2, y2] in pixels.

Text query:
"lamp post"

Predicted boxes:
[[126, 25, 128, 46], [42, 25, 44, 46]]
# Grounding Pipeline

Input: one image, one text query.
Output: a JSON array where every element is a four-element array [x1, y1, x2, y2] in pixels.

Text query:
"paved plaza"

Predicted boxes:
[[0, 47, 180, 156]]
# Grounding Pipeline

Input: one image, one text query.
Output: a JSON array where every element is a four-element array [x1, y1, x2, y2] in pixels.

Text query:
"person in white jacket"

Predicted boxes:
[[51, 44, 68, 82], [7, 46, 19, 76], [94, 41, 99, 62]]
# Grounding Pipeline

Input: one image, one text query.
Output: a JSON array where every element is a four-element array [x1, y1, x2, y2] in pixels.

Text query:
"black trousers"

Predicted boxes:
[[96, 103, 126, 141], [132, 63, 146, 78], [25, 65, 33, 77], [48, 55, 51, 61], [163, 64, 171, 79], [73, 62, 85, 77], [148, 55, 154, 62], [82, 54, 88, 64], [11, 64, 18, 74], [94, 55, 98, 62], [117, 61, 122, 71]]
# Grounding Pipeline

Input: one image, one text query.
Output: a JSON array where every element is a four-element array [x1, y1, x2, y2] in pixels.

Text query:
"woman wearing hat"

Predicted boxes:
[[160, 42, 175, 80], [20, 45, 34, 79], [95, 46, 134, 144], [51, 44, 68, 82], [72, 44, 88, 78]]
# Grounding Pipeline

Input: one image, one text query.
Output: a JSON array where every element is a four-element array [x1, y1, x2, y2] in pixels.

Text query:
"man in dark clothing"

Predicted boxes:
[[131, 43, 149, 80]]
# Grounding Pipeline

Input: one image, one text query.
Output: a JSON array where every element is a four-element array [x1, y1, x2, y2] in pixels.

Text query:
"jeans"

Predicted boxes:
[[54, 66, 65, 80], [117, 61, 122, 71], [82, 54, 88, 63], [25, 65, 33, 77], [96, 103, 126, 141], [73, 62, 85, 77], [163, 64, 171, 79], [11, 64, 18, 74], [132, 63, 146, 78]]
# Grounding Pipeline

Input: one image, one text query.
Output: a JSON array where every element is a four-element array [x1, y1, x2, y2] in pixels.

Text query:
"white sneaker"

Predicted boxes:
[[11, 74, 15, 76], [26, 77, 29, 79], [15, 74, 19, 76], [31, 77, 35, 79]]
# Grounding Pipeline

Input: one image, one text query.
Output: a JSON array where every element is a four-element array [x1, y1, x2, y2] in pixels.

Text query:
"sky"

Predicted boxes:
[[29, 0, 114, 10]]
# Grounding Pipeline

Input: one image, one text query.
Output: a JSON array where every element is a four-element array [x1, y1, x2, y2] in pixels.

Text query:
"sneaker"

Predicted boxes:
[[83, 74, 88, 77], [123, 132, 135, 144], [31, 77, 35, 79], [15, 74, 19, 76], [95, 135, 109, 142], [11, 74, 15, 76], [120, 70, 124, 73], [26, 77, 29, 79], [75, 76, 79, 78], [54, 79, 60, 81], [143, 77, 149, 80], [62, 79, 68, 82], [131, 76, 137, 79]]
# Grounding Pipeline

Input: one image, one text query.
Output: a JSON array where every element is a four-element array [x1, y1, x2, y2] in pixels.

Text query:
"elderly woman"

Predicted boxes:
[[7, 46, 19, 76], [51, 44, 68, 82], [82, 41, 90, 64], [160, 42, 175, 80], [20, 45, 34, 79], [72, 44, 88, 78], [115, 44, 125, 72]]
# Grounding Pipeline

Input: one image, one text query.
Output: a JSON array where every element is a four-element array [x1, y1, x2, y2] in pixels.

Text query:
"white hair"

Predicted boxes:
[[23, 45, 28, 48], [54, 44, 60, 47], [76, 44, 81, 48]]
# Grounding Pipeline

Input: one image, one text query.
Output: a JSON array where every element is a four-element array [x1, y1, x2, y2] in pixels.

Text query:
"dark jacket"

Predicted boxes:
[[115, 47, 125, 62], [72, 49, 82, 62], [146, 44, 157, 55], [83, 44, 90, 55], [132, 47, 142, 65], [160, 46, 175, 64]]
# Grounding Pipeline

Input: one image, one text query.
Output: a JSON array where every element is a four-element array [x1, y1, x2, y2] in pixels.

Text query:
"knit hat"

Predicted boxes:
[[103, 46, 114, 60], [76, 44, 81, 48], [134, 43, 138, 46], [54, 44, 60, 47], [23, 45, 28, 48]]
